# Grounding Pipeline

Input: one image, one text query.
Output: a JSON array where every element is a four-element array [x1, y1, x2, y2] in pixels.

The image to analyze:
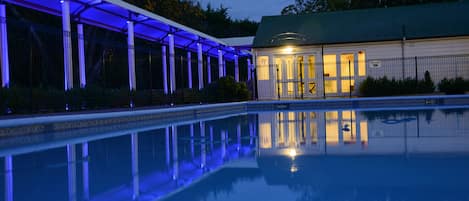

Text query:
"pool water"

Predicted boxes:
[[1, 108, 469, 201]]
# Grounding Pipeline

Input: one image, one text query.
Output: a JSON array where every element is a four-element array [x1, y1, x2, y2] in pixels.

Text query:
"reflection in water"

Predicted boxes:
[[2, 109, 469, 201]]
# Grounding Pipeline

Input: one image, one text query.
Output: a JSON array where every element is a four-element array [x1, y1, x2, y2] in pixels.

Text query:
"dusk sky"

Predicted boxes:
[[196, 0, 293, 21]]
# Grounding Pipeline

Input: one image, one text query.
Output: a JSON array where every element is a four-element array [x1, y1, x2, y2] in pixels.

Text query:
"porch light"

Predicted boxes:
[[288, 148, 297, 159], [282, 46, 294, 54]]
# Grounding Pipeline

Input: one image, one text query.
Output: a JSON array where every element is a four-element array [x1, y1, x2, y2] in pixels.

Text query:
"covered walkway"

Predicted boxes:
[[0, 0, 253, 93]]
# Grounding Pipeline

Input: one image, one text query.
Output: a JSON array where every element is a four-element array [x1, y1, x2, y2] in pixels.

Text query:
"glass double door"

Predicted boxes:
[[274, 55, 317, 99]]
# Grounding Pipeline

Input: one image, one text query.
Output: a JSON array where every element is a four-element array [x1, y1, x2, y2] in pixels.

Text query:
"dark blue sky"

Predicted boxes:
[[196, 0, 293, 21]]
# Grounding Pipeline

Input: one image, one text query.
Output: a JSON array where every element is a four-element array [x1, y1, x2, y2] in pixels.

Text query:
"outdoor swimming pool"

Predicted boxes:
[[1, 106, 469, 201]]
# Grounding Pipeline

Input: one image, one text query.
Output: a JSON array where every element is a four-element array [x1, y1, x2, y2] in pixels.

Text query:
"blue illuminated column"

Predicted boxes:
[[207, 55, 211, 83], [237, 124, 241, 150], [61, 0, 73, 90], [223, 60, 227, 76], [165, 127, 170, 167], [209, 126, 214, 152], [127, 21, 136, 91], [131, 133, 139, 200], [169, 34, 176, 93], [77, 24, 86, 88], [234, 55, 239, 82], [162, 46, 168, 94], [221, 130, 226, 159], [197, 43, 203, 89], [247, 58, 252, 80], [4, 155, 13, 201], [67, 144, 77, 201], [82, 143, 89, 201], [171, 125, 178, 180], [200, 122, 206, 169], [218, 50, 223, 78], [187, 51, 192, 89], [190, 124, 194, 158], [0, 4, 10, 88]]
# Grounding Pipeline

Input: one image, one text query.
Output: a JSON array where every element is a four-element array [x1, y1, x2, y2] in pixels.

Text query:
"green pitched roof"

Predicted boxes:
[[253, 1, 469, 48]]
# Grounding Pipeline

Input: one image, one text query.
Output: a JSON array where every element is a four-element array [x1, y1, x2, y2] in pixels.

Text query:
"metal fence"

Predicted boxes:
[[255, 54, 469, 100]]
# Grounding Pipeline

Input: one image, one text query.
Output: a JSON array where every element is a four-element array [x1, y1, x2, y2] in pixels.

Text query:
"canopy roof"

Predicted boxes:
[[5, 0, 248, 59], [253, 1, 469, 48]]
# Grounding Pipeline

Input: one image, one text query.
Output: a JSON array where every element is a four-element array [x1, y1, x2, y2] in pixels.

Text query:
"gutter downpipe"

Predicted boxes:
[[401, 25, 406, 79], [321, 45, 326, 99]]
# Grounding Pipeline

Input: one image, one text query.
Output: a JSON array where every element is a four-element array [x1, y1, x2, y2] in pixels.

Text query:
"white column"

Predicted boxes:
[[247, 58, 252, 80], [171, 125, 178, 180], [200, 122, 206, 169], [165, 127, 170, 166], [190, 124, 194, 157], [131, 133, 139, 200], [127, 21, 136, 91], [168, 34, 176, 93], [82, 143, 89, 201], [67, 144, 77, 201], [221, 130, 226, 159], [162, 46, 168, 94], [236, 124, 241, 150], [0, 4, 10, 88], [218, 50, 223, 78], [77, 24, 86, 88], [234, 55, 239, 82], [197, 43, 203, 89], [4, 155, 13, 201], [207, 55, 211, 83], [187, 51, 192, 89], [61, 0, 73, 90]]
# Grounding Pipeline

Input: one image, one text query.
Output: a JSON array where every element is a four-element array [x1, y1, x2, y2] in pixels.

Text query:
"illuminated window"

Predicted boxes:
[[260, 123, 272, 148], [297, 56, 304, 79], [360, 121, 368, 145], [257, 56, 269, 80], [325, 80, 337, 93], [323, 55, 337, 77], [326, 111, 339, 145], [310, 121, 318, 144], [308, 56, 316, 79], [342, 111, 356, 144], [358, 51, 366, 76], [341, 79, 355, 93], [340, 54, 355, 77], [286, 57, 294, 79], [274, 58, 282, 95]]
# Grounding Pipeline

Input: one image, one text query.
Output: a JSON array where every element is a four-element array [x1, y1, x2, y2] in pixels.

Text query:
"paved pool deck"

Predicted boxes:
[[1, 94, 468, 137]]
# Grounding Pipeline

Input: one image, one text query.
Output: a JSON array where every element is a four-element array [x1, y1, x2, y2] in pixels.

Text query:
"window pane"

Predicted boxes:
[[325, 80, 337, 93], [257, 56, 269, 80], [341, 79, 355, 93], [358, 51, 366, 76], [323, 55, 337, 77], [308, 56, 315, 79], [340, 54, 355, 77]]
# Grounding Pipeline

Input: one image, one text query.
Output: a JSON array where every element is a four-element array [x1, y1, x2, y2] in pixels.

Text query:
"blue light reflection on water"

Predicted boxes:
[[1, 108, 469, 201]]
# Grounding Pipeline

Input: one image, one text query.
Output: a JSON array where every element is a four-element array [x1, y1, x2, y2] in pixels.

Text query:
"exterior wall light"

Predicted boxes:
[[283, 46, 294, 54]]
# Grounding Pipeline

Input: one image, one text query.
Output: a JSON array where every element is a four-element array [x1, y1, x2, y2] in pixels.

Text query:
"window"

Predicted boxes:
[[325, 80, 337, 93], [257, 56, 269, 80], [308, 56, 315, 79], [340, 54, 355, 77], [358, 51, 366, 76], [260, 123, 272, 148], [341, 79, 355, 93], [323, 55, 337, 77]]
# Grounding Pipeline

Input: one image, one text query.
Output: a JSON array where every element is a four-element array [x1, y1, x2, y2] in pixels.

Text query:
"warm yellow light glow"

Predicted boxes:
[[288, 149, 297, 158], [290, 165, 298, 173], [283, 46, 294, 54]]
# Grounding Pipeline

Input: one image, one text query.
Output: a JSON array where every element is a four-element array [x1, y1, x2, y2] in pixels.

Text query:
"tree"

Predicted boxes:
[[281, 0, 458, 15]]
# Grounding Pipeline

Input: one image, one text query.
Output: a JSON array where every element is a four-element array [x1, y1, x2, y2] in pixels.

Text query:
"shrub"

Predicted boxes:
[[438, 77, 467, 95], [359, 71, 435, 97], [201, 76, 250, 103]]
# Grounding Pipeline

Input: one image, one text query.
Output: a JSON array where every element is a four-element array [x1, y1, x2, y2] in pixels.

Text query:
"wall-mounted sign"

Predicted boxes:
[[369, 60, 382, 68]]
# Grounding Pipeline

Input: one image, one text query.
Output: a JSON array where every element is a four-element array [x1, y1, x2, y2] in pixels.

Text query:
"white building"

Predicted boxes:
[[252, 1, 469, 100]]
